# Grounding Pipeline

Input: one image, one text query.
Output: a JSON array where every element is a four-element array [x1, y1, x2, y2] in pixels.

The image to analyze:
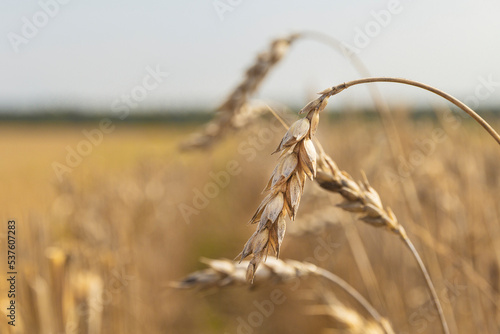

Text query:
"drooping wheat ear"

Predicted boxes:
[[173, 257, 394, 334], [306, 290, 394, 334], [315, 155, 405, 238], [238, 88, 337, 283], [180, 34, 299, 150], [172, 257, 315, 289]]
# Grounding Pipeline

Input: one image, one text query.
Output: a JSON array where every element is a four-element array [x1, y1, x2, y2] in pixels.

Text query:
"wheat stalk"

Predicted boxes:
[[173, 257, 394, 334], [326, 78, 500, 145]]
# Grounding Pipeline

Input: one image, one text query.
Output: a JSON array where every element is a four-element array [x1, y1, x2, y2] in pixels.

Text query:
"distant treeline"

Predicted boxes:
[[0, 108, 499, 124], [0, 110, 213, 124]]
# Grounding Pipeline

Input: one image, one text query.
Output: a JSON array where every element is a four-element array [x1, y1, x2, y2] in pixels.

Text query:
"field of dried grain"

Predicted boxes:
[[0, 111, 499, 334]]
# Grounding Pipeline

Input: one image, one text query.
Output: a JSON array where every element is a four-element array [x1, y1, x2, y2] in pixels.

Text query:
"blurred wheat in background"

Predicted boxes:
[[2, 2, 500, 333], [2, 109, 499, 333]]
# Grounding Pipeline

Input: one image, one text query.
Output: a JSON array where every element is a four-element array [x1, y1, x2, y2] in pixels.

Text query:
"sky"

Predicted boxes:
[[1, 0, 500, 113]]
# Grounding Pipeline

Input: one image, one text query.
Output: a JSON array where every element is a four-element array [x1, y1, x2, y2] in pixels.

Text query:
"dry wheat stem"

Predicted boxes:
[[328, 77, 500, 145], [173, 257, 394, 334]]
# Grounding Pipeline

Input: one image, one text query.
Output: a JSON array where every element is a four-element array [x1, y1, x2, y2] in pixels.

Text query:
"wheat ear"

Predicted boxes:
[[173, 257, 394, 334], [237, 88, 335, 282]]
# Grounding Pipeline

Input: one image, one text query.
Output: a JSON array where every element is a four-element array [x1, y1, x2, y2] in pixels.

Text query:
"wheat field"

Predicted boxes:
[[0, 107, 499, 333]]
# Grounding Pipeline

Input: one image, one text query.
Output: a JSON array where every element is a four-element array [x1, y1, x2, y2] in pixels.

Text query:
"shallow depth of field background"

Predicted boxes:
[[0, 113, 499, 333], [1, 1, 500, 334]]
